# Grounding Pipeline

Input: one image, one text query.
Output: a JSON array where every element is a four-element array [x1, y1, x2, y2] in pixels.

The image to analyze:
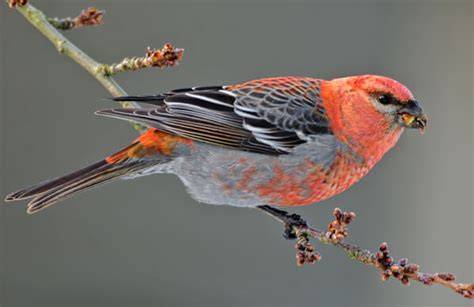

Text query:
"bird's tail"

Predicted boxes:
[[5, 138, 164, 214]]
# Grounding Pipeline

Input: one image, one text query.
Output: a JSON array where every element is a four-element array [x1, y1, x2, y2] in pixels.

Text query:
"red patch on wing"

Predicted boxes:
[[106, 128, 194, 164]]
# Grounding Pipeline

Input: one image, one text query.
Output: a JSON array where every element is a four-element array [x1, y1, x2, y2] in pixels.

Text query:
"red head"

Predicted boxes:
[[321, 75, 427, 165]]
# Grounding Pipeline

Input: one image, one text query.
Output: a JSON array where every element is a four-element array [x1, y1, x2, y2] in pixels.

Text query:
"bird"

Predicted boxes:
[[5, 75, 427, 214]]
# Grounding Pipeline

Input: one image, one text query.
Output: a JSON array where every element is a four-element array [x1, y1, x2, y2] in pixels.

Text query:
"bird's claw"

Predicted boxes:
[[282, 213, 308, 240], [256, 205, 308, 240]]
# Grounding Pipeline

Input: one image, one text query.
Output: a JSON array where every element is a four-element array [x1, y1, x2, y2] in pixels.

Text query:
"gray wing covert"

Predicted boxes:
[[229, 77, 331, 151]]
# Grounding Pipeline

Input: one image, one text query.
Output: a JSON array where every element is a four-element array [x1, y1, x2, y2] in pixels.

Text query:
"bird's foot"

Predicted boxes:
[[257, 205, 307, 240]]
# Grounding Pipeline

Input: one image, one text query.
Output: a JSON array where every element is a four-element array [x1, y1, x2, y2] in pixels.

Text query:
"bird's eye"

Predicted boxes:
[[377, 94, 393, 105]]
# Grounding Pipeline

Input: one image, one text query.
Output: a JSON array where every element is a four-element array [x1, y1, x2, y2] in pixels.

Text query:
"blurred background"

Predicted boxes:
[[1, 0, 472, 306]]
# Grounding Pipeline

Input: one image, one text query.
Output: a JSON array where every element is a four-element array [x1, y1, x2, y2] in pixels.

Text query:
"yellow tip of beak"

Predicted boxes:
[[400, 113, 427, 134], [401, 113, 416, 126]]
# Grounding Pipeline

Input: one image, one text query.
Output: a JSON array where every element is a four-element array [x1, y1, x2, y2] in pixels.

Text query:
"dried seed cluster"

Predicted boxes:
[[295, 232, 321, 267], [48, 7, 104, 31], [376, 242, 419, 285], [75, 7, 103, 27], [325, 207, 356, 242], [144, 44, 184, 68], [102, 43, 184, 75]]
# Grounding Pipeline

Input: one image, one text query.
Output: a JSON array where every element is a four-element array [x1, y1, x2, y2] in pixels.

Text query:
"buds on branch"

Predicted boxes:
[[98, 44, 184, 76], [261, 205, 473, 299], [47, 7, 104, 31], [7, 0, 27, 8]]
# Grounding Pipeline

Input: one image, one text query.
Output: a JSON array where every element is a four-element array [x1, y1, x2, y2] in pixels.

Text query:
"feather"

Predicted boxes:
[[102, 77, 332, 155], [5, 158, 160, 214]]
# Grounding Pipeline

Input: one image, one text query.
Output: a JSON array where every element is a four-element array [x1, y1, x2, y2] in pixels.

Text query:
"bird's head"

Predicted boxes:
[[321, 75, 427, 165]]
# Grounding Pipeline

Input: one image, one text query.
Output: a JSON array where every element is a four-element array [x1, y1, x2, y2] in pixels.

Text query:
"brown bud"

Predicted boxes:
[[379, 242, 388, 252], [376, 251, 384, 260], [390, 264, 401, 273], [296, 254, 305, 267], [461, 290, 474, 299], [308, 257, 316, 264], [75, 7, 104, 27], [405, 264, 420, 274], [437, 272, 456, 281], [295, 243, 305, 251], [386, 256, 394, 265], [401, 276, 410, 286], [8, 0, 27, 8], [419, 275, 434, 285], [381, 270, 391, 281]]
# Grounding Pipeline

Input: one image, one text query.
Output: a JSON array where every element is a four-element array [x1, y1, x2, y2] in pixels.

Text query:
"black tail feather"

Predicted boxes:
[[5, 160, 109, 202], [5, 159, 156, 214]]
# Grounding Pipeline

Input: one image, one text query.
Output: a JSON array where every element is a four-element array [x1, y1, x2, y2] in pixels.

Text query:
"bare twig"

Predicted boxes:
[[47, 7, 104, 30], [12, 3, 145, 132], [98, 44, 184, 76], [257, 206, 474, 299], [9, 0, 182, 133]]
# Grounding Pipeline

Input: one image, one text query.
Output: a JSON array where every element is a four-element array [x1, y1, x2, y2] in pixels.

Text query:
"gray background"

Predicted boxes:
[[1, 0, 473, 306]]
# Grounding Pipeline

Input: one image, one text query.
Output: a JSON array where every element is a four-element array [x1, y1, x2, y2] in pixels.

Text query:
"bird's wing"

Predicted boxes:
[[96, 77, 332, 155]]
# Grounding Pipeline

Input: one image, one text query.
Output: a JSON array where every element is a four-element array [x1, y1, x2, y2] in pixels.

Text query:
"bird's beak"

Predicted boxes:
[[397, 100, 427, 134]]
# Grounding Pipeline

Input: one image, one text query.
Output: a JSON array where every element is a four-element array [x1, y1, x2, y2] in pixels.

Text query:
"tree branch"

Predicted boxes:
[[257, 206, 474, 299], [12, 2, 183, 134]]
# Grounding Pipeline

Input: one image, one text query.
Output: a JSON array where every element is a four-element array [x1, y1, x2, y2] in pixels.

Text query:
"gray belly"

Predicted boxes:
[[155, 137, 338, 207], [171, 146, 276, 207], [123, 135, 342, 207]]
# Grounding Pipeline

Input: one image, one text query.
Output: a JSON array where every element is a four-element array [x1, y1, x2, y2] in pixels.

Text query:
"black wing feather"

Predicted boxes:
[[103, 78, 331, 155]]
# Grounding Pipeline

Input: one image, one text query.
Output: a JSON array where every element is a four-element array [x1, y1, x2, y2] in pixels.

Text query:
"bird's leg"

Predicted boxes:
[[257, 205, 321, 266], [257, 205, 308, 240]]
